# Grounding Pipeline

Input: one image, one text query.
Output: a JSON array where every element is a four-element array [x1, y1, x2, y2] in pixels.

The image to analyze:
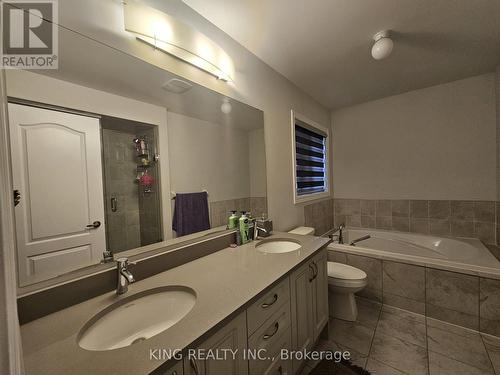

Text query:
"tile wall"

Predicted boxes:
[[209, 197, 268, 228], [329, 251, 500, 337], [333, 199, 498, 245]]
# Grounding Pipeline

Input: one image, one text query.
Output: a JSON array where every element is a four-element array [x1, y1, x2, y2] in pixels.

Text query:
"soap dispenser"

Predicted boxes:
[[239, 211, 250, 244], [228, 211, 239, 229]]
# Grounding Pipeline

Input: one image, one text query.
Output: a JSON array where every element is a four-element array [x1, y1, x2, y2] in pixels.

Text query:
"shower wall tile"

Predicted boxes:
[[451, 220, 474, 237], [376, 200, 392, 217], [392, 217, 409, 232], [304, 198, 334, 235], [361, 200, 376, 216], [451, 201, 474, 220], [475, 222, 496, 245], [375, 216, 392, 230], [429, 200, 451, 219], [410, 200, 429, 219], [474, 201, 495, 223], [410, 218, 429, 234], [391, 200, 409, 217], [361, 215, 375, 228], [429, 219, 451, 236]]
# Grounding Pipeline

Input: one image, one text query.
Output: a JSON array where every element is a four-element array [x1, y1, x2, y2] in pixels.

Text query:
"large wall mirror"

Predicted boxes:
[[7, 25, 266, 287]]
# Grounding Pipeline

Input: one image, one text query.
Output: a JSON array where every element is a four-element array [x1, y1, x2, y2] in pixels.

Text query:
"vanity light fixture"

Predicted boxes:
[[371, 30, 394, 60], [123, 0, 235, 82]]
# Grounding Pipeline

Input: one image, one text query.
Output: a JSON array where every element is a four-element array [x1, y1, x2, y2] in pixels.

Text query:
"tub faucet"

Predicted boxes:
[[116, 257, 135, 295], [350, 235, 371, 246], [331, 223, 345, 244]]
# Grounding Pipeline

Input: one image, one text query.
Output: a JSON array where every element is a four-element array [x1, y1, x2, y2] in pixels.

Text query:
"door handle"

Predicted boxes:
[[308, 264, 315, 282], [312, 262, 318, 280], [13, 190, 21, 206], [86, 221, 101, 229], [111, 197, 117, 212]]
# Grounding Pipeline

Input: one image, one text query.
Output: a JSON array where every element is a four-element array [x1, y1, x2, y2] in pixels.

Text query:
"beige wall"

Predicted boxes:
[[167, 111, 257, 202], [249, 128, 267, 198], [332, 74, 497, 201], [56, 0, 331, 231]]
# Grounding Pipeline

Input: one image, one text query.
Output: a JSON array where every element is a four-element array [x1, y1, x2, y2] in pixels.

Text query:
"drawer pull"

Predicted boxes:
[[190, 358, 200, 375], [261, 293, 278, 308], [263, 322, 280, 340], [308, 264, 315, 282]]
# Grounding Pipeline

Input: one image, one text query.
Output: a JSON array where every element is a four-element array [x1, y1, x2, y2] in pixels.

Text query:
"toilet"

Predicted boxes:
[[327, 262, 367, 321], [288, 226, 367, 321]]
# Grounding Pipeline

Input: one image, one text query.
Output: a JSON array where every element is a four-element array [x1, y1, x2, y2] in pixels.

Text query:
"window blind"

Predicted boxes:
[[295, 122, 327, 196]]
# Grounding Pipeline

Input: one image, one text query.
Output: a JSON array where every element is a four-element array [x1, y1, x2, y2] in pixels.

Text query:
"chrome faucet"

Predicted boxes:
[[253, 221, 269, 240], [329, 223, 345, 244], [116, 257, 135, 295]]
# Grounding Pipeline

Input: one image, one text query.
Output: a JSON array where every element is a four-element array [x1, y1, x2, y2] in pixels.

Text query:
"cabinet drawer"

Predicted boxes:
[[247, 277, 290, 334], [249, 300, 291, 351], [160, 360, 183, 375], [263, 353, 292, 375], [249, 321, 292, 375]]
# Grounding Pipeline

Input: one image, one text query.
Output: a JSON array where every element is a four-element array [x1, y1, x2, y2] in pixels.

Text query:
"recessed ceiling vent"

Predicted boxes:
[[162, 78, 193, 94]]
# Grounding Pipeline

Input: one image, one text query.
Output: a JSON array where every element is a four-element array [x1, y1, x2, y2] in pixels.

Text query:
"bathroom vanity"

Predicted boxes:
[[19, 233, 329, 375]]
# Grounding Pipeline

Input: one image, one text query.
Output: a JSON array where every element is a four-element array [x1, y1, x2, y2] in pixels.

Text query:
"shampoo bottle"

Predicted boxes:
[[239, 211, 250, 244]]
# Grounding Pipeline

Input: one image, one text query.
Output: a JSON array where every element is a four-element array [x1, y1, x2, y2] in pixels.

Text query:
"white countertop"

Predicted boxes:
[[20, 232, 329, 375]]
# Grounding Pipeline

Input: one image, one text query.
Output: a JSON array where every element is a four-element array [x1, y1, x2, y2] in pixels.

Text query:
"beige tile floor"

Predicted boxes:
[[302, 297, 500, 375]]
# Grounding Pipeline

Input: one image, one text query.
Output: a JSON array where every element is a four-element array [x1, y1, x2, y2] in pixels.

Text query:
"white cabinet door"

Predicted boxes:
[[8, 103, 105, 285], [312, 249, 329, 340], [290, 261, 314, 374], [184, 312, 248, 375]]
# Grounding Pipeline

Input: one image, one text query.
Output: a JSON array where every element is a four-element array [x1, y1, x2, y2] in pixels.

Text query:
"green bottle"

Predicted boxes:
[[239, 211, 250, 244], [228, 211, 239, 229]]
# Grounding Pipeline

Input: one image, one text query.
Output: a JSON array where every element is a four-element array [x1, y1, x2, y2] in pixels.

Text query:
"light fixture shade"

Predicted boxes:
[[221, 99, 232, 114], [371, 37, 394, 60], [123, 0, 235, 81]]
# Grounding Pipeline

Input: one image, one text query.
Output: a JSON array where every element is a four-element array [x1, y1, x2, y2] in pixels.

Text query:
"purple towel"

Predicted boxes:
[[172, 192, 210, 236]]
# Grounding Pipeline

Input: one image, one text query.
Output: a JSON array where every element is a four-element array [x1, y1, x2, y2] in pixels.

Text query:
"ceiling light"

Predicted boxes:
[[371, 30, 393, 60], [221, 98, 232, 114]]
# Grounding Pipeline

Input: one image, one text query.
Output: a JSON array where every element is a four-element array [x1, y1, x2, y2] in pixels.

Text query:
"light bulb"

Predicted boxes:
[[221, 99, 232, 114]]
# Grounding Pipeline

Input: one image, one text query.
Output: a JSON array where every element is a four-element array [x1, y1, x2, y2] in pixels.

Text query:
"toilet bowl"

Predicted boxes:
[[327, 262, 367, 321]]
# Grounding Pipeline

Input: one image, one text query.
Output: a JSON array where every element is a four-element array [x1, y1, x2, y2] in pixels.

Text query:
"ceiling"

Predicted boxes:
[[182, 0, 500, 109]]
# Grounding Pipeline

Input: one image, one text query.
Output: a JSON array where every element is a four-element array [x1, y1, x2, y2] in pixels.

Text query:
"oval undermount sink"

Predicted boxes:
[[256, 238, 302, 254], [78, 286, 196, 351]]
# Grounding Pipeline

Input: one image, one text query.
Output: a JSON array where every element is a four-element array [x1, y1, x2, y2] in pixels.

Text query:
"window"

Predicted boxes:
[[291, 110, 330, 204]]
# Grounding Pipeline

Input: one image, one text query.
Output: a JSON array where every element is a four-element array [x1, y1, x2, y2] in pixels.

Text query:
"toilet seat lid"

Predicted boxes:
[[327, 262, 367, 280]]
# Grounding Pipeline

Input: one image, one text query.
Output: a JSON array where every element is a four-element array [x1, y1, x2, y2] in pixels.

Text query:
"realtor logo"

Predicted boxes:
[[1, 0, 58, 69]]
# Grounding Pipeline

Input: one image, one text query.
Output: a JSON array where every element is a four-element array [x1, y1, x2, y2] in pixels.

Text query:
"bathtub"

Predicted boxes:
[[328, 228, 500, 276]]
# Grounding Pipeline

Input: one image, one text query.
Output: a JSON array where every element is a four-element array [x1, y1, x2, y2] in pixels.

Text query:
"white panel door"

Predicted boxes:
[[8, 103, 105, 285]]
